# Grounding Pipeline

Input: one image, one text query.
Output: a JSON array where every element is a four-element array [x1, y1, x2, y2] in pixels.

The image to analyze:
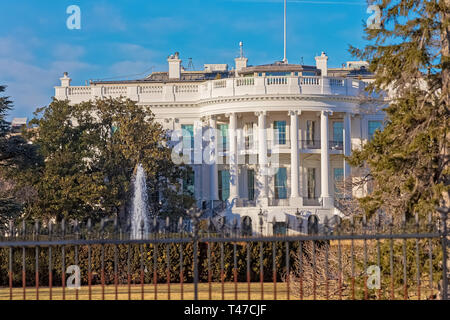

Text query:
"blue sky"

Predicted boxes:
[[0, 0, 371, 120]]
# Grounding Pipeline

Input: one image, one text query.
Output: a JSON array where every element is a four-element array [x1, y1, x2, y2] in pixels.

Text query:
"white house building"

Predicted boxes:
[[54, 49, 386, 235]]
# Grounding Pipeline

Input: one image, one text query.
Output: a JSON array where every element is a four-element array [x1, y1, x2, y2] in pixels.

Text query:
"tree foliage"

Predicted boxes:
[[348, 0, 449, 218], [0, 86, 41, 227], [21, 97, 194, 222]]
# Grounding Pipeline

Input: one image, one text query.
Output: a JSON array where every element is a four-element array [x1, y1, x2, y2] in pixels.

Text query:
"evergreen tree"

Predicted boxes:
[[0, 86, 12, 138], [348, 0, 449, 219], [0, 86, 41, 227]]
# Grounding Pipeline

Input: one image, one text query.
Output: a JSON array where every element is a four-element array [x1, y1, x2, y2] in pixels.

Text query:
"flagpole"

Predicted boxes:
[[283, 0, 287, 63]]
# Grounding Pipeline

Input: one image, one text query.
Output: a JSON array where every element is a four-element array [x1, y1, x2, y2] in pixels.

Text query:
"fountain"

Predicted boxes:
[[130, 163, 150, 239]]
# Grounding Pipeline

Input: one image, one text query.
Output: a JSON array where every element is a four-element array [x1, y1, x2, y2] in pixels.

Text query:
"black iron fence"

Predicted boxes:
[[0, 211, 448, 300]]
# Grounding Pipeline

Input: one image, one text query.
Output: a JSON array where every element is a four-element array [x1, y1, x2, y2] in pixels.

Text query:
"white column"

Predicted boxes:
[[289, 110, 301, 205], [343, 113, 351, 183], [209, 116, 218, 201], [320, 111, 332, 208], [257, 111, 268, 205], [228, 112, 239, 200], [194, 120, 204, 205], [193, 120, 203, 165]]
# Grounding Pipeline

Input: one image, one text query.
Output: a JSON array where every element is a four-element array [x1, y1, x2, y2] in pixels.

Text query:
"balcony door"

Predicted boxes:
[[332, 121, 343, 150], [218, 124, 228, 152], [275, 168, 287, 199], [307, 168, 316, 199]]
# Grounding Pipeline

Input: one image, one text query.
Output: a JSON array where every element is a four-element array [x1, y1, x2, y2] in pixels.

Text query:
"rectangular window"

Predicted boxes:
[[247, 169, 255, 201], [368, 120, 383, 140], [181, 124, 194, 149], [333, 168, 344, 196], [218, 170, 230, 201], [307, 168, 316, 199], [183, 169, 195, 196], [306, 120, 315, 144], [333, 121, 344, 142], [245, 122, 254, 149], [274, 121, 286, 145], [275, 168, 288, 199], [219, 124, 228, 151]]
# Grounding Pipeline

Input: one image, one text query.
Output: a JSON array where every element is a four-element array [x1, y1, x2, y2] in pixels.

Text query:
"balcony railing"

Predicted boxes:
[[329, 140, 344, 150], [235, 199, 257, 208], [58, 75, 369, 103], [301, 140, 321, 149], [300, 140, 344, 151], [268, 198, 290, 207], [303, 197, 321, 206], [267, 140, 290, 149]]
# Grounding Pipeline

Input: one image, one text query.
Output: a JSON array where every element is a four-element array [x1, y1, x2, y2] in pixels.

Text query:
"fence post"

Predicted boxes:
[[189, 207, 203, 301], [193, 234, 199, 300], [438, 207, 448, 300]]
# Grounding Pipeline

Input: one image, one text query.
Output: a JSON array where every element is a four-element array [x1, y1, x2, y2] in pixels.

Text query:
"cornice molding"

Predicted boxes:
[[138, 93, 381, 109]]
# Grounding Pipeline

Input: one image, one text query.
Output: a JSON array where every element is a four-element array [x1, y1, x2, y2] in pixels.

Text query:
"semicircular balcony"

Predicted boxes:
[[56, 75, 372, 105]]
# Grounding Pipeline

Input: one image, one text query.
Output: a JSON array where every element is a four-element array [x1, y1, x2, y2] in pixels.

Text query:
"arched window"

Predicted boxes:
[[241, 216, 252, 236], [308, 215, 319, 234]]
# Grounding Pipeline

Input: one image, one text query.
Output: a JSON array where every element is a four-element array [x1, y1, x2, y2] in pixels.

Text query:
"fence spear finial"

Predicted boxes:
[[22, 220, 26, 238], [33, 219, 39, 240], [178, 216, 183, 233], [87, 218, 92, 239], [48, 220, 52, 240], [9, 220, 14, 238]]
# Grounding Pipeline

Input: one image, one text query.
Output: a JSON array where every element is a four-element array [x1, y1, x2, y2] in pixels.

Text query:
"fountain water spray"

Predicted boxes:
[[130, 163, 150, 239]]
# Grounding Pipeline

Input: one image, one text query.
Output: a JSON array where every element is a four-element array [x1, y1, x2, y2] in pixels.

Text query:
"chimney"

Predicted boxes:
[[60, 72, 71, 87], [235, 57, 248, 76], [315, 52, 328, 77], [234, 41, 248, 76], [167, 52, 182, 80]]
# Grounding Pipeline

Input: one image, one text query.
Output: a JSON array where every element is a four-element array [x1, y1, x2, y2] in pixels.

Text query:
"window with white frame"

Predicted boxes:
[[245, 122, 254, 149]]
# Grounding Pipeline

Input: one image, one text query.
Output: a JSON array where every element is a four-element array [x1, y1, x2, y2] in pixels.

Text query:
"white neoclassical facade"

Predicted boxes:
[[54, 50, 386, 235]]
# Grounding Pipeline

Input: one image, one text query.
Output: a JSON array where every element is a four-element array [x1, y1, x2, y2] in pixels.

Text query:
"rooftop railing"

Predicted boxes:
[[56, 76, 368, 103]]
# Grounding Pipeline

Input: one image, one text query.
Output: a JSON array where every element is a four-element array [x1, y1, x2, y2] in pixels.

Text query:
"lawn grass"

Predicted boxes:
[[0, 282, 438, 300], [0, 283, 292, 300]]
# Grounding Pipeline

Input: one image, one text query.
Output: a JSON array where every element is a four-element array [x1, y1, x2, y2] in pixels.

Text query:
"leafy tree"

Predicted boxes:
[[348, 0, 449, 219], [26, 97, 194, 222], [0, 86, 41, 227]]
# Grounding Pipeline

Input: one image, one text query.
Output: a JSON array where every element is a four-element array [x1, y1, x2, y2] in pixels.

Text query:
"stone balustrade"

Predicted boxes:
[[55, 76, 367, 103]]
